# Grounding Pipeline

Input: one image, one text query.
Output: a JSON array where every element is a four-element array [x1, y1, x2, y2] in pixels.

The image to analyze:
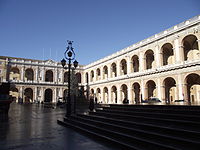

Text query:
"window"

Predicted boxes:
[[0, 69, 2, 74]]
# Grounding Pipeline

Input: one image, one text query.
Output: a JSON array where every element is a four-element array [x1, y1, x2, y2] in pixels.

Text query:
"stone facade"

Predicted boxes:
[[83, 15, 200, 104], [0, 15, 200, 104], [0, 56, 83, 103]]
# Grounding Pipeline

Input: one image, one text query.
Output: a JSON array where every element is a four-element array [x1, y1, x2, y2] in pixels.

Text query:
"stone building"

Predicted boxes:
[[82, 15, 200, 104], [0, 56, 83, 103], [0, 15, 200, 104]]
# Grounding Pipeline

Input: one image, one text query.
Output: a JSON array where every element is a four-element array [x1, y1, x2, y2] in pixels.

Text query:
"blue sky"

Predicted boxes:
[[0, 0, 199, 65]]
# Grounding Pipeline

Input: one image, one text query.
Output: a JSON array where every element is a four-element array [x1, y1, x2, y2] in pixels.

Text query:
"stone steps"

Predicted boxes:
[[58, 104, 200, 150], [77, 114, 200, 143]]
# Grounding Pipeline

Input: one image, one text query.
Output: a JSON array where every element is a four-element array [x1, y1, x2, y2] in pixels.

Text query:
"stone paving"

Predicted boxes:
[[0, 103, 114, 150]]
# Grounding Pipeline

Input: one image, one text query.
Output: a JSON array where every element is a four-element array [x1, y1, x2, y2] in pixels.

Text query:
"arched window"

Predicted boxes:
[[120, 59, 127, 75], [131, 55, 139, 72], [45, 70, 53, 82], [162, 43, 174, 66], [25, 68, 34, 81], [145, 50, 154, 70], [182, 35, 199, 61]]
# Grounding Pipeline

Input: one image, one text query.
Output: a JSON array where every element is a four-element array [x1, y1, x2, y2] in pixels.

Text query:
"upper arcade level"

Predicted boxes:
[[83, 15, 200, 85], [0, 56, 84, 85]]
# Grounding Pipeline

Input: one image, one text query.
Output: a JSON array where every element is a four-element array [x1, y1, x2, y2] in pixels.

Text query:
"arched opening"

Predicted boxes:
[[25, 68, 34, 81], [103, 87, 108, 103], [182, 35, 199, 61], [131, 55, 139, 72], [91, 89, 94, 96], [85, 72, 89, 83], [44, 88, 53, 102], [10, 67, 20, 80], [96, 88, 101, 103], [103, 66, 108, 79], [120, 59, 127, 75], [90, 70, 94, 82], [164, 77, 176, 102], [63, 89, 68, 102], [111, 86, 117, 103], [10, 88, 19, 102], [45, 70, 53, 82], [24, 88, 33, 103], [162, 43, 174, 66], [96, 68, 101, 81], [132, 83, 140, 103], [145, 50, 154, 70], [185, 73, 200, 103], [146, 80, 156, 100], [75, 73, 81, 83], [121, 84, 128, 102], [64, 72, 69, 83], [111, 63, 117, 78]]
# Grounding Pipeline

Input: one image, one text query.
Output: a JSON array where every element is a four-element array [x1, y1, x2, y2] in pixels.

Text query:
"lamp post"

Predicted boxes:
[[61, 41, 78, 116]]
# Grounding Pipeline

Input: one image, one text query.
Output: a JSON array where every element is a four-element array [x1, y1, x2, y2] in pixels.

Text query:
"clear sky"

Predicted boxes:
[[0, 0, 199, 65]]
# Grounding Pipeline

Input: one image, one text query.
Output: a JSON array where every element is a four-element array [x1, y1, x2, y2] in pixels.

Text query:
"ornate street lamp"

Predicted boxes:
[[61, 41, 78, 116]]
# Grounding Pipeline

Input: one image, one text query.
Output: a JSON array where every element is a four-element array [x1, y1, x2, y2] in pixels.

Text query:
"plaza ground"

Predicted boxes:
[[0, 103, 115, 150]]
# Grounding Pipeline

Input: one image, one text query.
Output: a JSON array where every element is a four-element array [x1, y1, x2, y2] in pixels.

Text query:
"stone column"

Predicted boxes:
[[141, 79, 145, 101], [155, 45, 162, 67], [93, 69, 96, 82], [139, 52, 144, 72], [117, 84, 121, 104], [108, 86, 112, 103], [157, 78, 162, 100], [127, 56, 131, 75], [21, 66, 24, 81], [107, 64, 111, 79], [35, 67, 38, 82], [34, 87, 37, 102], [100, 67, 103, 80], [52, 88, 56, 103], [19, 86, 23, 103], [178, 74, 184, 100], [41, 87, 44, 102], [174, 36, 184, 63], [117, 61, 121, 77], [127, 83, 132, 104]]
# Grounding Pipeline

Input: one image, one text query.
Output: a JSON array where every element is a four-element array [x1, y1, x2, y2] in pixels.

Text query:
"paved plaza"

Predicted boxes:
[[0, 103, 115, 150]]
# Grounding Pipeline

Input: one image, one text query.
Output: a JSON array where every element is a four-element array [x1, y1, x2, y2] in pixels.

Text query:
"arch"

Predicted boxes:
[[132, 82, 140, 103], [96, 68, 101, 81], [24, 88, 33, 103], [85, 72, 89, 83], [91, 88, 94, 95], [63, 89, 68, 102], [131, 55, 139, 72], [111, 63, 117, 78], [96, 88, 101, 103], [163, 77, 176, 102], [103, 87, 108, 103], [64, 72, 69, 83], [120, 84, 128, 102], [145, 50, 154, 70], [111, 86, 117, 103], [45, 70, 53, 82], [75, 72, 81, 83], [120, 59, 127, 75], [182, 35, 199, 61], [44, 88, 53, 102], [103, 66, 108, 79], [90, 70, 94, 82], [146, 80, 156, 100], [161, 43, 174, 66], [10, 67, 20, 80], [25, 68, 34, 81], [185, 73, 200, 103]]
